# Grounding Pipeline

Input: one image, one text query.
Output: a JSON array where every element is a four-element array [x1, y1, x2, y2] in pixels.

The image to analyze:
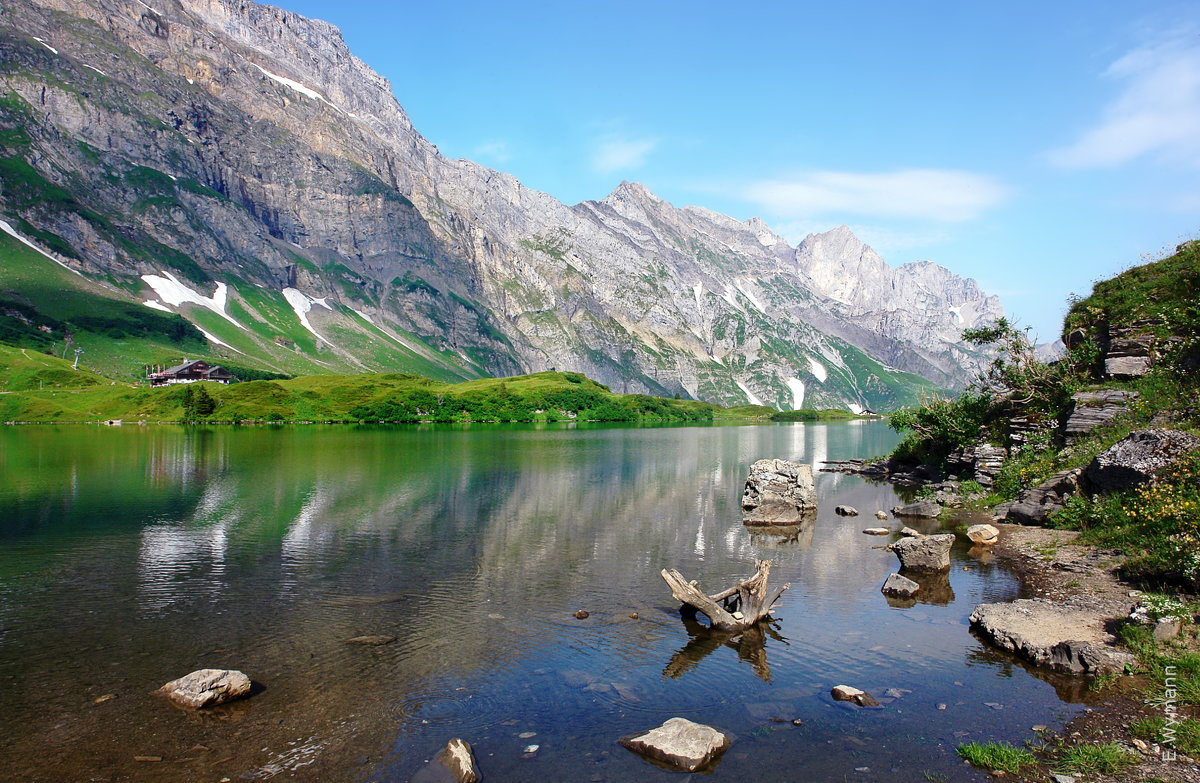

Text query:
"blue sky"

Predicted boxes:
[[282, 0, 1199, 342]]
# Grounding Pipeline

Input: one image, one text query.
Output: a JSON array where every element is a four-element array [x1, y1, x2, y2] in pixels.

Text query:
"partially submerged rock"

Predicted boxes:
[[346, 635, 396, 646], [411, 738, 480, 783], [875, 510, 888, 520], [157, 669, 251, 709], [830, 685, 880, 707], [881, 573, 920, 598], [619, 717, 732, 772], [966, 524, 1000, 545], [1084, 429, 1200, 493], [835, 505, 859, 516], [742, 459, 817, 525], [862, 527, 890, 536], [891, 500, 941, 518], [888, 533, 955, 571], [899, 527, 922, 537], [969, 597, 1137, 675]]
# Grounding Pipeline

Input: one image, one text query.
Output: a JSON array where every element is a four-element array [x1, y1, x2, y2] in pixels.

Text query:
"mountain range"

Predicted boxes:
[[0, 0, 1004, 410]]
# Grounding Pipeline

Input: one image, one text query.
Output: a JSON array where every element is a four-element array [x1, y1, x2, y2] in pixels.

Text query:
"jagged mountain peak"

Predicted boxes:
[[0, 0, 1002, 410]]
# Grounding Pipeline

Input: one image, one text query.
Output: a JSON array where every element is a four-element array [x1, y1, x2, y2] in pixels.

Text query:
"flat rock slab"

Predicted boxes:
[[411, 738, 480, 783], [862, 527, 890, 535], [158, 668, 251, 709], [620, 717, 732, 772], [892, 500, 941, 518], [1084, 429, 1200, 493], [969, 598, 1137, 675], [888, 533, 955, 571], [881, 573, 920, 597], [742, 459, 817, 525]]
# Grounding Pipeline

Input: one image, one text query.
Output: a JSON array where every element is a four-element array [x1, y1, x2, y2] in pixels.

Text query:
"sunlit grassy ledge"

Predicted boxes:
[[0, 351, 874, 424]]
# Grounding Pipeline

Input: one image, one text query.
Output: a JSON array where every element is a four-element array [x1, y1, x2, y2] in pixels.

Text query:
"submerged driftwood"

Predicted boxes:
[[660, 560, 789, 632]]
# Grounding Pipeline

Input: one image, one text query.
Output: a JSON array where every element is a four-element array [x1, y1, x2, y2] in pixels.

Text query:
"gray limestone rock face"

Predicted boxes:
[[1004, 468, 1082, 526], [1061, 390, 1140, 443], [742, 459, 817, 525], [619, 717, 733, 772], [881, 573, 920, 597], [969, 598, 1137, 674], [888, 533, 955, 571], [1084, 429, 1200, 493], [157, 668, 252, 709]]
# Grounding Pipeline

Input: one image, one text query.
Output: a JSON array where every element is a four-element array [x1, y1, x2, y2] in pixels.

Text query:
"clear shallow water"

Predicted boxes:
[[0, 421, 1089, 781]]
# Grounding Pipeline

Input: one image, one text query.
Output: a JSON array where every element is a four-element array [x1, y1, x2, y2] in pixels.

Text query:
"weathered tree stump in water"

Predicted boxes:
[[660, 560, 788, 632]]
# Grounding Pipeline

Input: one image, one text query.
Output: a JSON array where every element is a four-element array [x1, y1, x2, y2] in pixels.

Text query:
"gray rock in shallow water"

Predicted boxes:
[[830, 685, 880, 707], [620, 717, 732, 772], [891, 500, 941, 518], [888, 533, 955, 571], [966, 524, 999, 545], [969, 597, 1137, 674], [835, 505, 859, 516], [742, 459, 817, 525], [899, 527, 922, 537], [881, 573, 920, 597], [862, 527, 890, 535], [157, 668, 251, 709], [411, 738, 480, 783], [1084, 429, 1200, 493], [346, 635, 396, 646], [875, 510, 888, 520]]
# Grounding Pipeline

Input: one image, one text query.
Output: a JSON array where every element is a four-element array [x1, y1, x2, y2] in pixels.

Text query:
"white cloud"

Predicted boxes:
[[473, 140, 512, 163], [743, 169, 1010, 223], [1050, 37, 1200, 169], [591, 136, 657, 173]]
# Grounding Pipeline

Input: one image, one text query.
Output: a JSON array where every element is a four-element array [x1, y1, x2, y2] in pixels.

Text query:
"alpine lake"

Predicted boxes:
[[0, 420, 1097, 781]]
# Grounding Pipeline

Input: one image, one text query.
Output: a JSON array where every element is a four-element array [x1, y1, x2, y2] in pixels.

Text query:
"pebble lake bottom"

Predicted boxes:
[[0, 421, 1095, 782]]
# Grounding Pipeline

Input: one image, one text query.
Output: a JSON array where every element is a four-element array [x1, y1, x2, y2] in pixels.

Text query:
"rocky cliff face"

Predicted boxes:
[[0, 0, 1001, 409]]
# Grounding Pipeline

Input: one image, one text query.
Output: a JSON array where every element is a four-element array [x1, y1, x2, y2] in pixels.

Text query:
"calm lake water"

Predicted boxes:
[[0, 421, 1091, 782]]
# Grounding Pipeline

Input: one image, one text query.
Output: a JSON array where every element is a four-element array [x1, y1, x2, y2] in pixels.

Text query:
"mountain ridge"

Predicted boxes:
[[0, 0, 1001, 410]]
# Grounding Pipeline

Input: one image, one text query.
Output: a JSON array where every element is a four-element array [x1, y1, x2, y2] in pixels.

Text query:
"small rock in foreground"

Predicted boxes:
[[966, 524, 1000, 545], [411, 738, 480, 783], [831, 685, 880, 707], [157, 669, 252, 709], [881, 573, 920, 597], [862, 527, 890, 536], [875, 510, 888, 520], [620, 717, 732, 772]]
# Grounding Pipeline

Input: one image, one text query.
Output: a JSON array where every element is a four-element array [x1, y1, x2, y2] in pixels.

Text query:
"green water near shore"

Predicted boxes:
[[0, 421, 1087, 781]]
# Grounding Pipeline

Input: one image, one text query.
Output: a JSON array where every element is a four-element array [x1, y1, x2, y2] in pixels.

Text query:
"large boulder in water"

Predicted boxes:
[[1084, 429, 1200, 493], [157, 668, 251, 709], [620, 717, 733, 772], [887, 533, 955, 571], [742, 459, 817, 525]]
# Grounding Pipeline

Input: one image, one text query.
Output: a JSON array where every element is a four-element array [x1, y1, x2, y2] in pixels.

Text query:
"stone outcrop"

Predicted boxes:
[[969, 597, 1137, 675], [1003, 468, 1082, 526], [1061, 390, 1140, 444], [742, 459, 817, 525], [888, 534, 955, 571], [157, 668, 252, 709], [412, 739, 480, 783], [947, 444, 1007, 488], [619, 717, 732, 772], [1084, 429, 1200, 493], [881, 573, 920, 597]]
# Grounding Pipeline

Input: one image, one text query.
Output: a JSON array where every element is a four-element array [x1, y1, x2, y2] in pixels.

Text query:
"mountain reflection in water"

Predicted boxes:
[[0, 422, 1094, 782]]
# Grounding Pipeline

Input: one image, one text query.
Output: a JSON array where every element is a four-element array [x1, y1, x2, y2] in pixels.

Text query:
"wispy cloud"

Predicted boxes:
[[472, 140, 512, 163], [1050, 36, 1200, 169], [591, 136, 657, 173], [743, 169, 1010, 223]]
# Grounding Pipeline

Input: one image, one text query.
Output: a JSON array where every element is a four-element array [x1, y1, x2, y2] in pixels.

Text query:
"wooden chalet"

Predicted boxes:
[[147, 360, 236, 387]]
